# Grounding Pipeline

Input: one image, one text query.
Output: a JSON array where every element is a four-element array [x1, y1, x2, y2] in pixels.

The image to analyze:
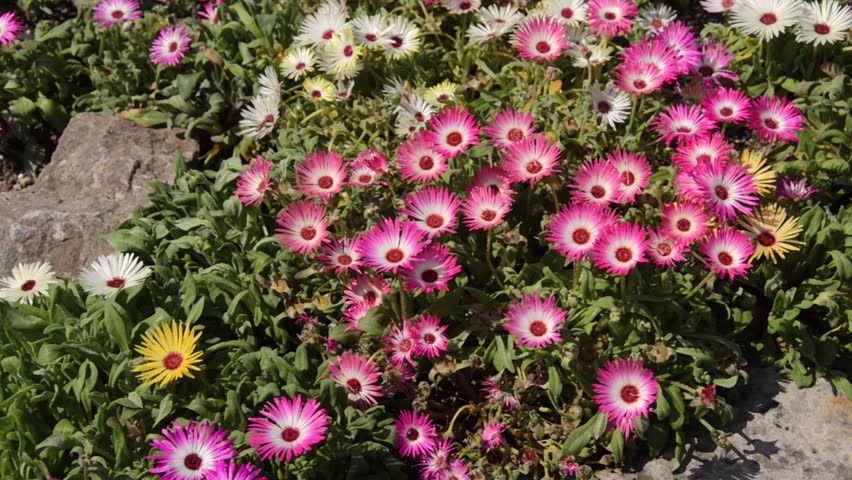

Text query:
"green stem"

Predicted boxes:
[[627, 96, 639, 131], [445, 404, 476, 437], [684, 271, 715, 300], [398, 274, 407, 320], [486, 230, 505, 289], [572, 261, 581, 292], [620, 275, 627, 305], [549, 187, 560, 212], [764, 40, 772, 88]]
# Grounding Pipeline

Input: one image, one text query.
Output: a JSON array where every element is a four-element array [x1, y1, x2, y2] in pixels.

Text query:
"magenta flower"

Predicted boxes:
[[615, 62, 667, 96], [606, 149, 650, 204], [344, 273, 389, 307], [471, 166, 513, 197], [646, 228, 687, 267], [148, 421, 236, 480], [358, 218, 426, 273], [400, 243, 461, 294], [274, 201, 330, 254], [327, 353, 383, 407], [384, 319, 418, 366], [0, 11, 22, 46], [592, 358, 658, 439], [699, 228, 755, 280], [511, 15, 569, 62], [401, 186, 461, 238], [397, 131, 449, 183], [702, 87, 751, 124], [652, 104, 716, 146], [501, 134, 562, 185], [150, 25, 192, 67], [545, 203, 617, 261], [294, 151, 345, 199], [590, 222, 649, 276], [748, 96, 805, 144], [417, 437, 454, 479], [693, 41, 738, 83], [423, 106, 481, 159], [569, 159, 622, 206], [587, 0, 638, 37], [672, 133, 732, 170], [483, 108, 536, 150], [247, 395, 330, 462], [619, 38, 681, 84], [461, 187, 514, 231], [778, 175, 817, 201], [234, 156, 272, 207], [204, 461, 266, 480], [481, 422, 505, 451], [660, 201, 709, 245], [503, 294, 567, 349], [694, 161, 759, 221], [413, 314, 448, 358], [395, 410, 438, 459], [317, 235, 363, 274], [93, 0, 141, 27], [656, 21, 701, 75]]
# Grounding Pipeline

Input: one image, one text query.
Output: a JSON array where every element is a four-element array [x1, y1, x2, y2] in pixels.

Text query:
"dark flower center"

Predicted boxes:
[[391, 36, 403, 48], [676, 126, 693, 133], [651, 19, 663, 30], [722, 0, 734, 7], [529, 320, 548, 337], [717, 251, 733, 266], [169, 42, 178, 53], [415, 112, 425, 122], [317, 176, 334, 189], [590, 185, 606, 199], [386, 248, 404, 263], [263, 114, 275, 124], [365, 33, 378, 42], [281, 427, 300, 442], [111, 10, 124, 19], [507, 128, 524, 142], [697, 154, 711, 164], [406, 427, 420, 441], [426, 214, 444, 229], [163, 352, 184, 370], [337, 254, 352, 265], [481, 209, 497, 221], [358, 174, 373, 184], [633, 79, 647, 90], [322, 29, 334, 40], [312, 90, 322, 98], [183, 453, 203, 470], [561, 8, 574, 19], [423, 333, 436, 344], [714, 185, 729, 200], [814, 23, 830, 35], [363, 291, 377, 304], [621, 171, 635, 186], [763, 117, 779, 130], [656, 242, 672, 256], [459, 1, 472, 10], [106, 277, 126, 288], [536, 41, 551, 54], [526, 160, 543, 174], [759, 13, 777, 25], [615, 247, 633, 262], [620, 385, 640, 403], [419, 156, 435, 170], [300, 226, 317, 241], [296, 62, 306, 70], [757, 231, 776, 247], [572, 228, 591, 245], [421, 269, 439, 283], [20, 280, 36, 292], [399, 338, 414, 352], [604, 11, 617, 21], [597, 101, 611, 113], [719, 107, 734, 117], [698, 65, 714, 77], [343, 45, 354, 57], [346, 378, 362, 394], [446, 132, 463, 147], [676, 218, 691, 232]]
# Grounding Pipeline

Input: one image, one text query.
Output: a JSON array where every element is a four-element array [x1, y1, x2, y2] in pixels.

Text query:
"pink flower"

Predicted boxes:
[[511, 15, 569, 62], [401, 186, 461, 238], [93, 0, 142, 27], [461, 187, 514, 231], [423, 106, 481, 159], [694, 161, 759, 221], [343, 302, 373, 332], [652, 104, 716, 146], [234, 156, 272, 207], [561, 457, 580, 477], [317, 235, 363, 273], [358, 218, 426, 273], [656, 21, 701, 75], [748, 96, 804, 144], [275, 201, 329, 254], [545, 203, 617, 261], [483, 108, 536, 150], [778, 175, 817, 201], [501, 134, 562, 185], [198, 3, 219, 25], [702, 87, 751, 124], [355, 147, 389, 173], [395, 410, 437, 459], [295, 151, 346, 199], [590, 222, 649, 275], [700, 228, 754, 280], [620, 38, 681, 84], [0, 11, 22, 46], [384, 320, 418, 366], [149, 421, 236, 480], [481, 422, 505, 451], [592, 358, 658, 439], [660, 201, 710, 245], [247, 395, 330, 461], [606, 149, 651, 203], [646, 228, 687, 267], [614, 62, 667, 96], [327, 353, 383, 407], [205, 460, 266, 480], [568, 159, 622, 206], [503, 294, 567, 349], [397, 131, 449, 183], [471, 166, 513, 197], [400, 243, 461, 294], [672, 133, 732, 170], [344, 274, 389, 307], [587, 0, 639, 37], [417, 437, 454, 479], [413, 314, 448, 358], [693, 42, 738, 84], [150, 25, 192, 67]]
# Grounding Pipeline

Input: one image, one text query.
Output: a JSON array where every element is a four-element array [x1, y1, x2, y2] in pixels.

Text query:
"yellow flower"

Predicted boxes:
[[740, 149, 776, 196], [423, 80, 459, 105], [302, 77, 335, 102], [738, 203, 804, 263], [132, 321, 202, 388]]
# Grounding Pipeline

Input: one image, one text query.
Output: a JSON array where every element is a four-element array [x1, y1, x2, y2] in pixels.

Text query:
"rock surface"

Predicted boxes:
[[0, 113, 197, 277], [598, 368, 851, 480]]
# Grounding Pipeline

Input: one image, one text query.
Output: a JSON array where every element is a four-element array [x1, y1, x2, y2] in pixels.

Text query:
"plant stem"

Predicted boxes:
[[627, 95, 639, 131], [398, 274, 407, 320], [620, 275, 627, 305], [684, 271, 715, 300], [549, 187, 560, 212], [445, 404, 476, 437], [764, 40, 772, 88], [486, 230, 505, 289], [572, 261, 581, 292]]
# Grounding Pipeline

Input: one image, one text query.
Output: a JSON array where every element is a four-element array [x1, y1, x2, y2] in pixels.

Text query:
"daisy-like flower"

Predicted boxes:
[[293, 2, 349, 47], [748, 96, 805, 144], [418, 438, 454, 480], [400, 244, 462, 293], [397, 133, 449, 183], [590, 82, 631, 129], [656, 22, 701, 75], [646, 229, 687, 267], [205, 461, 266, 480], [730, 0, 801, 41], [401, 186, 461, 238], [592, 358, 658, 439], [511, 15, 569, 62], [481, 422, 505, 451], [546, 203, 616, 261], [343, 302, 373, 332], [258, 65, 281, 101], [275, 201, 330, 254], [0, 262, 56, 305], [383, 17, 422, 60], [348, 162, 379, 187], [672, 133, 732, 170], [322, 29, 363, 79], [234, 156, 272, 206], [198, 3, 219, 25], [561, 457, 580, 477], [413, 314, 449, 358], [477, 4, 524, 28], [569, 43, 615, 68], [545, 0, 588, 26], [317, 235, 362, 273], [740, 148, 777, 196], [569, 159, 622, 206], [673, 167, 707, 202], [93, 0, 141, 27], [501, 134, 562, 185], [395, 112, 424, 138], [423, 80, 459, 105], [503, 294, 567, 349], [295, 151, 345, 198], [620, 39, 681, 84], [695, 161, 760, 221], [334, 80, 354, 101], [660, 201, 710, 245], [400, 94, 435, 124], [606, 149, 651, 203], [354, 147, 388, 173], [461, 187, 514, 231], [385, 320, 418, 366], [445, 459, 471, 480], [693, 42, 738, 84], [467, 20, 501, 44], [483, 108, 536, 150], [702, 87, 751, 124], [472, 166, 513, 197], [280, 47, 316, 79], [700, 228, 755, 280], [327, 353, 383, 406], [132, 321, 202, 388], [591, 222, 649, 275], [614, 62, 667, 96], [586, 0, 638, 37], [700, 0, 737, 13], [80, 253, 151, 298], [238, 95, 278, 140], [358, 218, 426, 273], [652, 104, 716, 146], [738, 203, 803, 263], [441, 0, 481, 14], [149, 421, 235, 480], [796, 0, 852, 45], [0, 11, 22, 46], [423, 106, 481, 159], [395, 410, 437, 458], [150, 25, 192, 67], [344, 274, 389, 307], [352, 14, 388, 48], [302, 77, 335, 101], [248, 395, 330, 462], [779, 175, 818, 200], [638, 3, 677, 33]]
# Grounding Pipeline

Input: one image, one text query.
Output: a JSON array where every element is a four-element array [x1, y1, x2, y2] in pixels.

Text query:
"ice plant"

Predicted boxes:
[[150, 25, 192, 66], [672, 133, 733, 170], [275, 201, 330, 254], [344, 274, 389, 307], [322, 29, 363, 78], [656, 22, 701, 75], [400, 244, 461, 293], [149, 421, 235, 480], [198, 3, 219, 24], [0, 11, 22, 46], [701, 0, 737, 13], [80, 253, 151, 298], [294, 151, 345, 198], [652, 104, 715, 146], [413, 314, 449, 358], [327, 353, 383, 406], [660, 201, 710, 245], [695, 161, 760, 221], [441, 0, 481, 14], [646, 229, 687, 267], [606, 149, 650, 203], [471, 166, 513, 196], [592, 358, 658, 439], [796, 0, 852, 45], [280, 47, 316, 79], [0, 262, 56, 305], [569, 159, 622, 206], [418, 437, 454, 479], [693, 42, 738, 84], [545, 0, 588, 26], [546, 203, 616, 261], [638, 3, 677, 33], [238, 95, 279, 140], [423, 106, 481, 158], [234, 156, 272, 206], [483, 108, 536, 150], [293, 1, 348, 47], [383, 17, 422, 59], [401, 187, 461, 238], [740, 148, 777, 195], [395, 410, 437, 458], [352, 14, 389, 49], [303, 77, 335, 101], [738, 203, 803, 263], [511, 15, 569, 62], [591, 222, 649, 275], [590, 82, 631, 129], [587, 0, 638, 37], [397, 132, 449, 183], [384, 320, 418, 365], [614, 62, 667, 96], [502, 294, 567, 349], [247, 395, 330, 461], [205, 461, 266, 480], [481, 422, 505, 451], [501, 134, 562, 185], [778, 175, 817, 200], [358, 218, 426, 273], [132, 321, 203, 388], [702, 87, 751, 124], [731, 0, 802, 41], [317, 236, 363, 273], [748, 96, 804, 144], [620, 39, 680, 83], [93, 0, 142, 27], [700, 228, 755, 280], [461, 187, 514, 231]]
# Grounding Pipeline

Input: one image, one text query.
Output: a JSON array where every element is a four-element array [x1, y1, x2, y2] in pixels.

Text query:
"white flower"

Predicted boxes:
[[569, 43, 612, 68], [0, 262, 56, 305], [544, 0, 588, 26], [590, 82, 631, 129], [321, 29, 362, 79], [351, 14, 389, 48], [280, 47, 316, 80], [239, 95, 279, 140], [441, 0, 482, 15], [334, 81, 355, 102], [796, 0, 852, 45], [394, 112, 423, 138], [638, 3, 677, 33], [80, 253, 151, 298], [397, 95, 434, 125], [293, 0, 349, 47], [383, 76, 413, 100], [700, 0, 738, 13], [467, 22, 504, 44], [383, 17, 422, 60], [477, 4, 524, 29], [730, 0, 802, 41], [258, 65, 281, 101]]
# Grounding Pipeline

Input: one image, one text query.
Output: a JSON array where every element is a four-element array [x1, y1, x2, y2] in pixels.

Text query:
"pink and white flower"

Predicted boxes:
[[702, 87, 751, 124], [748, 96, 805, 144], [546, 203, 616, 261], [660, 201, 710, 245], [693, 42, 738, 84], [461, 187, 514, 231], [398, 131, 449, 183], [614, 62, 667, 96], [471, 166, 513, 197], [423, 106, 481, 159], [778, 175, 817, 201], [606, 149, 651, 203], [317, 236, 363, 273], [204, 461, 265, 480], [413, 314, 449, 358], [358, 218, 426, 273], [656, 21, 701, 75], [511, 15, 569, 62], [247, 395, 330, 462], [481, 422, 504, 451], [150, 25, 192, 67], [234, 156, 272, 206], [652, 104, 716, 146], [590, 222, 649, 275], [646, 229, 687, 267], [327, 353, 383, 407], [401, 187, 461, 238], [694, 161, 759, 221], [395, 410, 437, 459], [592, 358, 658, 439], [400, 244, 462, 293], [587, 0, 638, 37], [545, 0, 589, 26], [503, 294, 567, 349], [417, 437, 454, 479], [344, 274, 389, 307], [501, 134, 562, 185], [385, 320, 418, 366], [93, 0, 141, 27], [149, 421, 236, 480], [671, 133, 732, 170], [483, 108, 536, 150], [569, 159, 622, 206], [275, 201, 329, 254], [700, 228, 755, 280], [295, 151, 346, 199], [620, 39, 681, 84], [0, 11, 22, 46]]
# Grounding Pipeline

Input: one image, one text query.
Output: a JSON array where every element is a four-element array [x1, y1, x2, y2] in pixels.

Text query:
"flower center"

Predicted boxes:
[[615, 247, 633, 263], [385, 248, 404, 263], [363, 291, 377, 304], [561, 8, 574, 19], [263, 114, 275, 124], [358, 174, 373, 184], [446, 132, 463, 147], [759, 13, 777, 25], [717, 251, 733, 266], [697, 154, 711, 164], [526, 160, 543, 174], [480, 209, 497, 221], [106, 277, 126, 288], [620, 385, 640, 403], [604, 11, 617, 21], [20, 280, 36, 292], [763, 117, 779, 130], [676, 218, 691, 232], [346, 378, 362, 394], [365, 33, 378, 42], [572, 228, 591, 245], [111, 9, 124, 19], [698, 65, 714, 77], [281, 427, 300, 442], [590, 185, 606, 199], [169, 42, 178, 53], [419, 156, 434, 170], [423, 333, 436, 344], [536, 41, 551, 54], [421, 269, 439, 283], [399, 338, 413, 352], [295, 62, 306, 70], [651, 19, 663, 30], [814, 23, 830, 35], [722, 0, 734, 7], [317, 176, 334, 189], [719, 106, 733, 117], [656, 242, 672, 256], [459, 1, 472, 10], [426, 214, 445, 229], [676, 126, 693, 133], [507, 128, 524, 142], [406, 427, 420, 441], [757, 231, 776, 247], [162, 352, 184, 371], [337, 254, 352, 265], [621, 171, 635, 186], [633, 79, 647, 90], [597, 101, 611, 113], [414, 112, 425, 122], [343, 45, 353, 57], [529, 320, 547, 337], [183, 453, 203, 470], [714, 185, 729, 200], [391, 36, 403, 48], [312, 90, 322, 98], [322, 29, 334, 40]]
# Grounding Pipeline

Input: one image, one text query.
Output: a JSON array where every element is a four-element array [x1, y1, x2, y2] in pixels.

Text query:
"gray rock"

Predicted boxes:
[[598, 368, 852, 480], [0, 113, 197, 277]]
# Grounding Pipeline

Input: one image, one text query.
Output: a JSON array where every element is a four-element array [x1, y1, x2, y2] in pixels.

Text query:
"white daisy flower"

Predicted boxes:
[[796, 0, 852, 45], [293, 1, 350, 48], [466, 22, 505, 44], [397, 95, 435, 125], [700, 0, 738, 13], [239, 94, 279, 140], [258, 65, 281, 101], [544, 0, 589, 26], [80, 253, 151, 298], [477, 4, 524, 29], [383, 17, 422, 60], [638, 3, 678, 33], [0, 262, 56, 305], [569, 43, 612, 68], [280, 47, 317, 80], [441, 0, 482, 15], [383, 76, 413, 100], [394, 112, 423, 138], [590, 82, 631, 129], [351, 14, 389, 48], [334, 81, 355, 102], [321, 29, 363, 79], [730, 0, 801, 41]]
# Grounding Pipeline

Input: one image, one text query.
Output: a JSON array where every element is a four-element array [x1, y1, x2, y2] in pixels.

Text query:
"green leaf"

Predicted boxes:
[[663, 385, 686, 430], [609, 427, 625, 464], [186, 298, 205, 324], [548, 366, 562, 407], [153, 395, 173, 428], [294, 344, 309, 372], [559, 412, 608, 457], [104, 301, 129, 351]]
